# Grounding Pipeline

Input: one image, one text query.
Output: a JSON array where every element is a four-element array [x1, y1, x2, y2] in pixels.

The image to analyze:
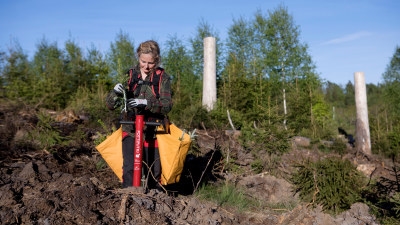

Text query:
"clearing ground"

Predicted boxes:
[[0, 102, 389, 224]]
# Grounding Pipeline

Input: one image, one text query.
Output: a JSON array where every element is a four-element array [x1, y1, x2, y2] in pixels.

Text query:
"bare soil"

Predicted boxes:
[[0, 102, 389, 224]]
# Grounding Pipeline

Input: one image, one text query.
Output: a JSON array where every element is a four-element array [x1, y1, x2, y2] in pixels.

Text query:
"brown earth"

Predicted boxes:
[[0, 102, 390, 224]]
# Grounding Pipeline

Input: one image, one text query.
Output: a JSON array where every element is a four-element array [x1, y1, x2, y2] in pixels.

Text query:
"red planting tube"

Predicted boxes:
[[133, 114, 144, 187]]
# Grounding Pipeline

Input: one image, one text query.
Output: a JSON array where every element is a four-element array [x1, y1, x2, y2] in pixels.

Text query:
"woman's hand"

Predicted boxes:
[[113, 83, 125, 95], [127, 98, 147, 108]]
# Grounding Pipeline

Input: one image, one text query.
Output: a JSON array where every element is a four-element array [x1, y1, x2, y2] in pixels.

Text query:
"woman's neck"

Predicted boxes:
[[141, 71, 149, 80]]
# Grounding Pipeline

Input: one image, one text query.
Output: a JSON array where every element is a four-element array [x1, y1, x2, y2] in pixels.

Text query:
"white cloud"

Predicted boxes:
[[322, 31, 372, 45]]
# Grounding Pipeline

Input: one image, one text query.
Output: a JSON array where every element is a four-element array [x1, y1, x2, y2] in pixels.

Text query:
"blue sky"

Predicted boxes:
[[1, 0, 399, 85]]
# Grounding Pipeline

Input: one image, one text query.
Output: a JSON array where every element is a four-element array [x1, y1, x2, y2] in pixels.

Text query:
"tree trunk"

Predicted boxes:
[[354, 72, 372, 155]]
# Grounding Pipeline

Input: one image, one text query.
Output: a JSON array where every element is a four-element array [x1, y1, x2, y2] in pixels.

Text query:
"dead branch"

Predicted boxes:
[[227, 110, 236, 131], [193, 142, 218, 194], [118, 194, 128, 224]]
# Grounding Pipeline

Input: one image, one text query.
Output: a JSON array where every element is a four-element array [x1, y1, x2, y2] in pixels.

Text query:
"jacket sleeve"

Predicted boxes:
[[105, 90, 122, 110], [146, 72, 173, 115]]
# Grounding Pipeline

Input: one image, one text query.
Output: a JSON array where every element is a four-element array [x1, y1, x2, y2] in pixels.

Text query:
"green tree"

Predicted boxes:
[[324, 81, 345, 108], [86, 44, 111, 87], [163, 35, 202, 127], [222, 16, 256, 115], [1, 41, 32, 100], [220, 5, 324, 136], [344, 81, 355, 107], [376, 46, 400, 158], [225, 16, 255, 68], [288, 74, 328, 137], [332, 81, 356, 131], [383, 46, 400, 83], [189, 19, 223, 78], [291, 157, 364, 214], [64, 40, 111, 91], [64, 43, 112, 125], [31, 38, 67, 109], [263, 5, 321, 131], [382, 46, 400, 124], [64, 39, 91, 92], [107, 30, 136, 82]]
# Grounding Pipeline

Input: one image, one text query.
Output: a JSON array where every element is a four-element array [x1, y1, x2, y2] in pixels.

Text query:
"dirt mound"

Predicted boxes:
[[0, 155, 237, 224], [0, 152, 379, 225], [0, 102, 381, 224]]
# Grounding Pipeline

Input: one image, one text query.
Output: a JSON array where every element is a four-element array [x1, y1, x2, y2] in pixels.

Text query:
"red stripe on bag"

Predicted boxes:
[[144, 139, 158, 148], [122, 131, 129, 139]]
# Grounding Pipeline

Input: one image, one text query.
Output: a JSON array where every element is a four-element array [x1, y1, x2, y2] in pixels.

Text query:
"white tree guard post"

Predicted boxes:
[[354, 72, 371, 155], [202, 37, 216, 111]]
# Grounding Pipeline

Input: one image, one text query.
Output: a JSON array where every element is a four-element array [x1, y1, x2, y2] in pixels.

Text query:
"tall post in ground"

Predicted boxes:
[[203, 37, 216, 111], [354, 72, 371, 155]]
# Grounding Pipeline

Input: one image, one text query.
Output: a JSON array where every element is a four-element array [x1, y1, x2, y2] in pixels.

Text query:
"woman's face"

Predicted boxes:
[[139, 53, 156, 75]]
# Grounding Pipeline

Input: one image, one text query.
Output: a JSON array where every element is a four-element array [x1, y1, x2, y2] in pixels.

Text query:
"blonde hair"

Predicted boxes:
[[136, 40, 161, 67]]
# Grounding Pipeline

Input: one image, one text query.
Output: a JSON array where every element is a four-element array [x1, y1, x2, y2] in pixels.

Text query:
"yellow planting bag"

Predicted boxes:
[[157, 123, 191, 185], [95, 127, 123, 181]]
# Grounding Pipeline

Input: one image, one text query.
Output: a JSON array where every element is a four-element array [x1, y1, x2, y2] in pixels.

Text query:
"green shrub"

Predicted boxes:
[[251, 159, 264, 174], [391, 192, 400, 218], [318, 138, 347, 156], [383, 132, 400, 159], [67, 85, 119, 128], [96, 158, 108, 170], [364, 164, 400, 223], [196, 182, 258, 212], [27, 111, 65, 151], [240, 121, 291, 156], [290, 157, 365, 214]]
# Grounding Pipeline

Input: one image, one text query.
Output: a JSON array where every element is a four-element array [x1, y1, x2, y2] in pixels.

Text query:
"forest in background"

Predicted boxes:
[[1, 6, 399, 160], [1, 5, 400, 222]]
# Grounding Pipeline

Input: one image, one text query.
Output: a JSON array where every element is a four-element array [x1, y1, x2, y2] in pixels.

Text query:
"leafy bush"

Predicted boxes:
[[291, 157, 365, 214]]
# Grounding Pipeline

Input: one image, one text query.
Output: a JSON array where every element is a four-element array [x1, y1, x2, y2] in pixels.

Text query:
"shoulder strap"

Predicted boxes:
[[151, 68, 163, 99], [127, 67, 163, 99], [127, 68, 139, 93]]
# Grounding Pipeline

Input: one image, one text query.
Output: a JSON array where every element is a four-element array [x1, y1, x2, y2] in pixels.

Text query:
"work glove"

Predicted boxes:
[[127, 98, 147, 108], [113, 83, 125, 95]]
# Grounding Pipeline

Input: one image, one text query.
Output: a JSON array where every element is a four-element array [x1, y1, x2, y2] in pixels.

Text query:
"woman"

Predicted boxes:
[[106, 40, 172, 190]]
